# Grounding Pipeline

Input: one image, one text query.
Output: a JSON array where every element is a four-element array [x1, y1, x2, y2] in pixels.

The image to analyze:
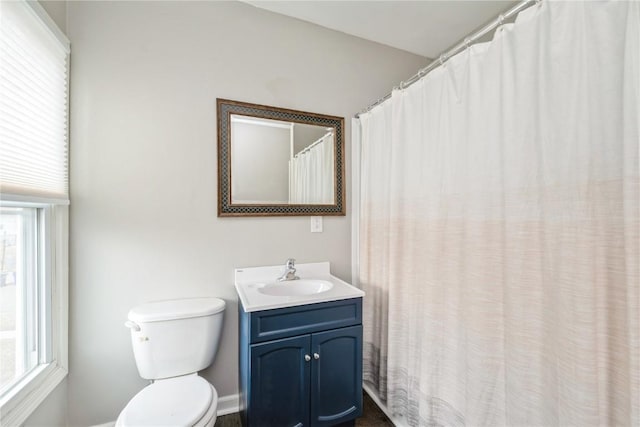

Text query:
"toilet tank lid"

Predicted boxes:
[[128, 298, 226, 323]]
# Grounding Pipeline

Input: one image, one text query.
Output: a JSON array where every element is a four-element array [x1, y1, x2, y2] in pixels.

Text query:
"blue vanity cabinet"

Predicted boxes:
[[311, 325, 363, 426], [250, 335, 311, 427], [239, 298, 363, 427]]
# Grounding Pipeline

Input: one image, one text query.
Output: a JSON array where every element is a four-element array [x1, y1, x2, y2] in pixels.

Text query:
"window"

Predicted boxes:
[[0, 1, 69, 425], [0, 207, 46, 392]]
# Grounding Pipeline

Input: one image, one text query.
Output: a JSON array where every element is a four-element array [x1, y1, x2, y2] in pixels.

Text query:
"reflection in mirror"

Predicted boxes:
[[230, 115, 335, 205], [217, 98, 344, 217], [289, 124, 335, 204]]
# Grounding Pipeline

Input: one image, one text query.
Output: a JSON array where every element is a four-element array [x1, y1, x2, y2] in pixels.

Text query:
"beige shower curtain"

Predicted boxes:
[[357, 1, 639, 426]]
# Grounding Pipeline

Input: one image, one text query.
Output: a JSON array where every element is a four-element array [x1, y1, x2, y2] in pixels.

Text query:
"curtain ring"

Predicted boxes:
[[439, 54, 447, 66], [497, 14, 505, 32], [464, 37, 471, 50]]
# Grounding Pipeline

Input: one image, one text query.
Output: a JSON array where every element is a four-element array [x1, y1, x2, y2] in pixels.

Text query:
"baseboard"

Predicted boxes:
[[217, 393, 240, 416], [90, 393, 240, 427], [362, 383, 406, 427], [97, 388, 400, 425]]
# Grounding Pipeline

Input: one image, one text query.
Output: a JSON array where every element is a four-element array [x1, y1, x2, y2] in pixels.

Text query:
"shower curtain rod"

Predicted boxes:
[[295, 130, 333, 158], [355, 0, 539, 118]]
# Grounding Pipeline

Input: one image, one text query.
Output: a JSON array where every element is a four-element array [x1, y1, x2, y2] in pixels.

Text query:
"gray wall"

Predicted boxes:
[[31, 1, 426, 425]]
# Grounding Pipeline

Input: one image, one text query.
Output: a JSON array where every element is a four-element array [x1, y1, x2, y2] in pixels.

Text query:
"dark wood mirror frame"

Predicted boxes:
[[217, 99, 346, 217]]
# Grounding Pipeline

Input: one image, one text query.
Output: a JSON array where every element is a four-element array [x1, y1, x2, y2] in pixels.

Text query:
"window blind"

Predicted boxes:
[[0, 1, 70, 202]]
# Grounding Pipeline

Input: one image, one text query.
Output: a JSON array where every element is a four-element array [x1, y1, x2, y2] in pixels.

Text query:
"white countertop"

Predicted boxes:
[[235, 262, 365, 312]]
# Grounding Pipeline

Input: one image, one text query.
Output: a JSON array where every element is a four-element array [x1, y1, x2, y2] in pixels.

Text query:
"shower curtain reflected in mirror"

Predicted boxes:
[[357, 2, 639, 426], [289, 133, 335, 204]]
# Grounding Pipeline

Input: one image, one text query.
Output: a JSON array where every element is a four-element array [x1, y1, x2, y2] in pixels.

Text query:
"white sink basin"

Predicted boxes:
[[235, 262, 365, 312], [257, 279, 334, 296]]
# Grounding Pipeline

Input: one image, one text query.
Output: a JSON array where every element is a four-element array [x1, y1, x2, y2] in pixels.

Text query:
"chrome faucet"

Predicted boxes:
[[277, 258, 300, 281]]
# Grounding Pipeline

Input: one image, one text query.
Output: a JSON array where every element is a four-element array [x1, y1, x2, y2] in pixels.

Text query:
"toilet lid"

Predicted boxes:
[[120, 376, 213, 426]]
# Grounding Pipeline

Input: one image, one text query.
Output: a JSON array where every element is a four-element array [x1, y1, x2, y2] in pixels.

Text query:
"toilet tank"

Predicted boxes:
[[126, 298, 226, 380]]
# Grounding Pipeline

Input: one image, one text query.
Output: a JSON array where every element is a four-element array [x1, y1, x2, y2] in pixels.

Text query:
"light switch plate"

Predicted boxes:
[[310, 216, 323, 233]]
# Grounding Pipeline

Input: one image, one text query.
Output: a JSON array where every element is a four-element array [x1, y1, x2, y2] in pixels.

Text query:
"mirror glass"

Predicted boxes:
[[230, 114, 335, 205], [217, 99, 345, 217]]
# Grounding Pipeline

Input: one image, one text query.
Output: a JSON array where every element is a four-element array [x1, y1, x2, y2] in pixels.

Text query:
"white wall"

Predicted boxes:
[[59, 1, 426, 425]]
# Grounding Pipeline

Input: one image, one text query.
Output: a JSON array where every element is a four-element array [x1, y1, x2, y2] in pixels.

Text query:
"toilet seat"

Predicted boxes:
[[116, 375, 218, 427]]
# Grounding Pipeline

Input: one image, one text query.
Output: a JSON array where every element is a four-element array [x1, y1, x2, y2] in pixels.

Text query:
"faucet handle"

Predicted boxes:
[[277, 258, 299, 281]]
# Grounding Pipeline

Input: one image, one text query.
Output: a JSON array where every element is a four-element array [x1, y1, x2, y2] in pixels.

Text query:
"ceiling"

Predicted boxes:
[[242, 1, 519, 59]]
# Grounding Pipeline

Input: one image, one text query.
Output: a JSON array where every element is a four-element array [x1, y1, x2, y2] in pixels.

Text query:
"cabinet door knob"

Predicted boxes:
[[304, 354, 311, 362], [313, 353, 320, 360]]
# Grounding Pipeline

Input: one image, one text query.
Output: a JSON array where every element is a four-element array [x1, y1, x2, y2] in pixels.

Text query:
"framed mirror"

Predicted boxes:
[[217, 99, 345, 216]]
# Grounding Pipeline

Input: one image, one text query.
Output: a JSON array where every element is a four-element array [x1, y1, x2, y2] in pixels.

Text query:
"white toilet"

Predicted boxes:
[[116, 297, 226, 427]]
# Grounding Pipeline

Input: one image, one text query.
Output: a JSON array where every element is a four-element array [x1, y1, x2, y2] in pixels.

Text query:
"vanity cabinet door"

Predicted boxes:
[[310, 325, 363, 426], [250, 335, 311, 427]]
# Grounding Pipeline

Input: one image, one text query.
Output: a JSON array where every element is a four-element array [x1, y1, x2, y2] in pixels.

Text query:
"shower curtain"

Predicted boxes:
[[357, 1, 639, 426], [289, 133, 335, 203]]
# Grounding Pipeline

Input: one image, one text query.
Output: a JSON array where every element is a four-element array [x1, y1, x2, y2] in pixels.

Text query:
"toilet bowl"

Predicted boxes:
[[116, 375, 218, 427], [117, 298, 225, 427]]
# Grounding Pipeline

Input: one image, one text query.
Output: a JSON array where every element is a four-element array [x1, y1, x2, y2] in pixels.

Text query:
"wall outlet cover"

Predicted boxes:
[[311, 216, 323, 232]]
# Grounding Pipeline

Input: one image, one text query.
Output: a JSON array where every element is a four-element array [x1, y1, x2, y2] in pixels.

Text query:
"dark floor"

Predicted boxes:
[[215, 392, 393, 426]]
